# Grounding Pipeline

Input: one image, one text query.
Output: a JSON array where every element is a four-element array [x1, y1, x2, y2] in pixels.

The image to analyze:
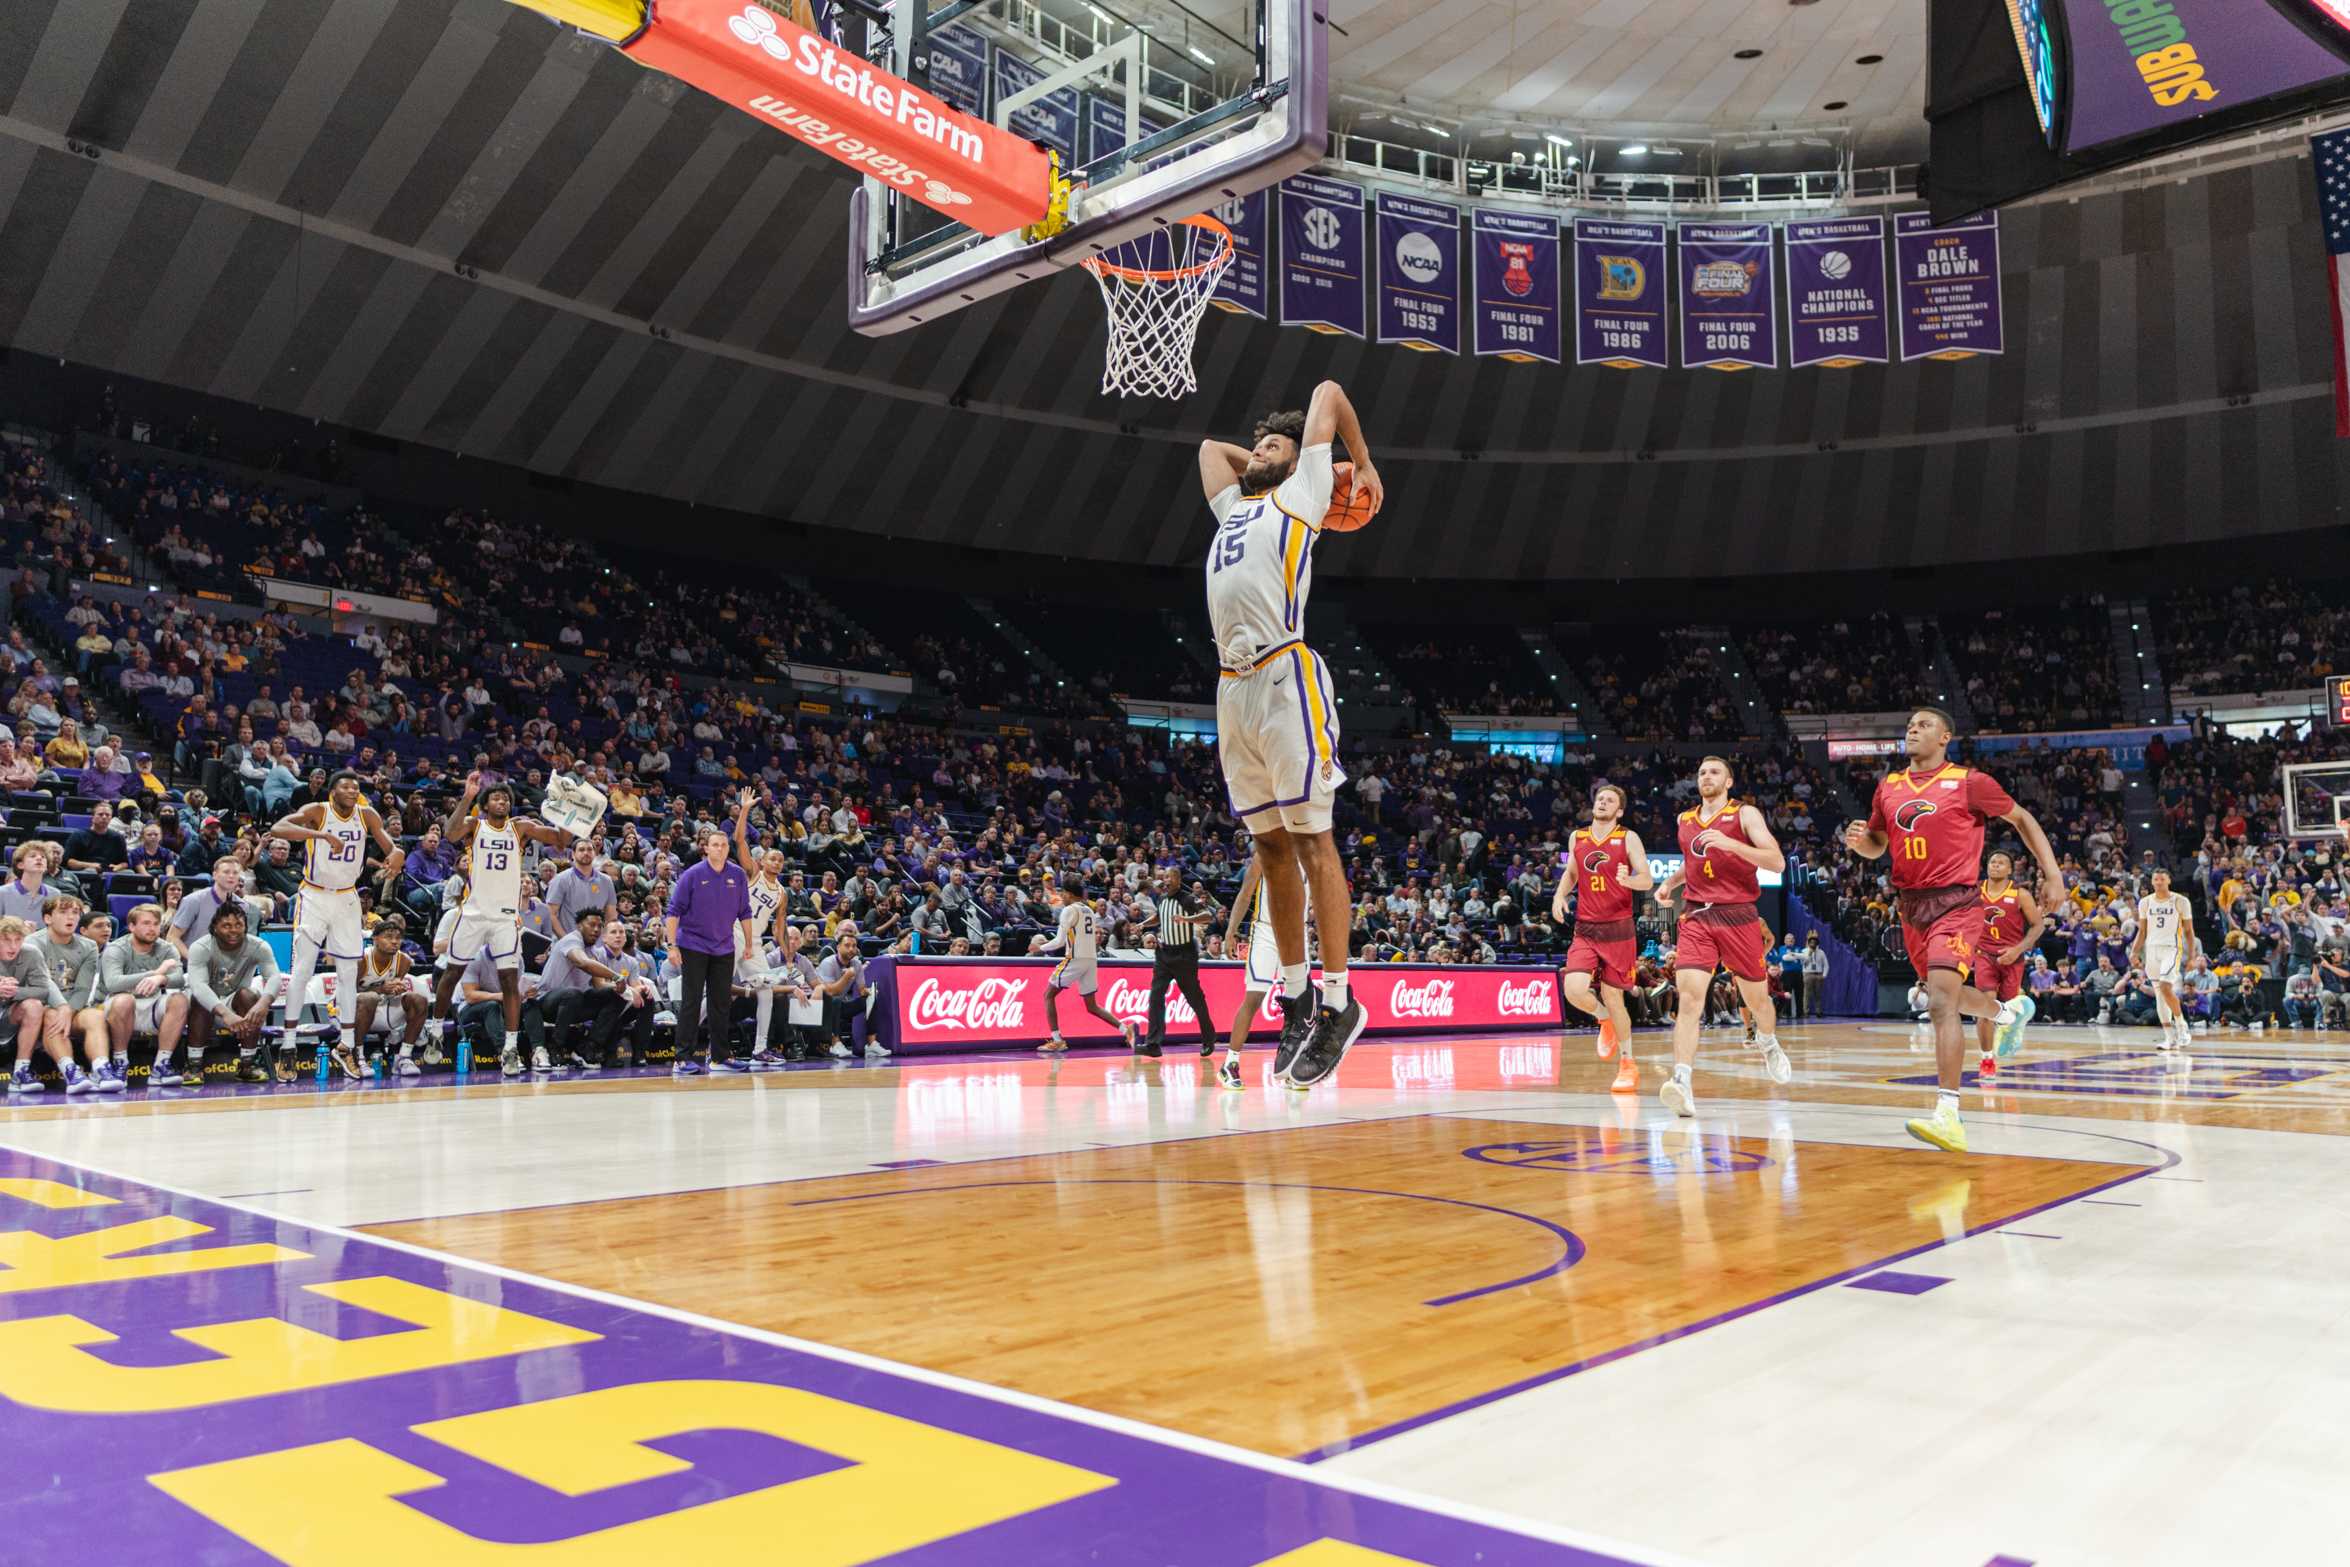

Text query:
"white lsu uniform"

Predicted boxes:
[[294, 804, 370, 960], [1206, 442, 1345, 835], [450, 820, 524, 971], [2137, 892, 2189, 986], [355, 947, 414, 1037], [737, 876, 785, 988], [1045, 901, 1100, 995]]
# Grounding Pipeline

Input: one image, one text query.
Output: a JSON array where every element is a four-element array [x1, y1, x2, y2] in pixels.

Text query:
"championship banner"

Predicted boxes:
[[1207, 188, 1270, 318], [990, 46, 1079, 164], [1572, 218, 1668, 369], [1083, 95, 1163, 164], [1783, 216, 1887, 368], [1677, 220, 1777, 371], [620, 0, 1057, 235], [918, 22, 987, 117], [1471, 207, 1560, 364], [1894, 211, 2004, 361], [1373, 191, 1461, 354], [1279, 174, 1367, 337], [872, 957, 1563, 1052]]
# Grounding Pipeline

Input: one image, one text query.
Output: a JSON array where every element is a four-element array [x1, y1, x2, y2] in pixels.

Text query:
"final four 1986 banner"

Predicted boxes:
[[1472, 207, 1560, 364], [1677, 221, 1777, 371], [1279, 174, 1367, 337], [1894, 210, 2003, 361], [1573, 218, 1668, 369]]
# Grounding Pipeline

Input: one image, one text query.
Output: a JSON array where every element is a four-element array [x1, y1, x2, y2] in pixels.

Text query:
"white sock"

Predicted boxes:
[[505, 1031, 520, 1052], [1282, 962, 1310, 1000], [754, 990, 775, 1050], [1674, 1062, 1692, 1086], [397, 1041, 414, 1058], [1937, 1089, 1961, 1118], [1321, 972, 1350, 1010]]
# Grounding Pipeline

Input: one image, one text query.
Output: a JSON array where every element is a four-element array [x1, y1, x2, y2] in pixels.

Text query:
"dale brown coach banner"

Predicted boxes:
[[870, 957, 1563, 1052], [1894, 210, 2004, 361], [622, 0, 1056, 235]]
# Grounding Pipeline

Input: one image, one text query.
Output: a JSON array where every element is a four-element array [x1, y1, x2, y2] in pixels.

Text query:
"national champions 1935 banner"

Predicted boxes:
[[1783, 215, 1888, 368]]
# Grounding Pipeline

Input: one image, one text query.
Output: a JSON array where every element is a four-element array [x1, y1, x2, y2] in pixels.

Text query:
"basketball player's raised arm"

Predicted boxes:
[[733, 790, 757, 871], [1198, 440, 1250, 502], [516, 815, 578, 850], [1303, 380, 1382, 509], [2000, 803, 2066, 908], [268, 803, 329, 844], [1620, 831, 1656, 892], [444, 774, 481, 845]]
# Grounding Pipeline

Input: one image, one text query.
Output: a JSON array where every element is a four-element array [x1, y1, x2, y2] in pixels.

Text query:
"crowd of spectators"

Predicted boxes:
[[1942, 601, 2122, 732], [1567, 629, 1754, 741], [1374, 626, 1559, 716], [1743, 614, 1927, 716], [2159, 580, 2350, 698]]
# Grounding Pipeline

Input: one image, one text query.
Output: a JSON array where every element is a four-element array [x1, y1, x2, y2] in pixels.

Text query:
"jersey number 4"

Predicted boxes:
[[1210, 527, 1247, 572]]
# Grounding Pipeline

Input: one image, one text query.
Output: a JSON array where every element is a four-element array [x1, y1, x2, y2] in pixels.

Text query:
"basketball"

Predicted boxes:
[[1324, 461, 1380, 532]]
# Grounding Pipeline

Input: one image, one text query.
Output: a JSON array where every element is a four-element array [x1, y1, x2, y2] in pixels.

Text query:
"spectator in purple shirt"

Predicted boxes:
[[664, 827, 752, 1077], [80, 745, 127, 804]]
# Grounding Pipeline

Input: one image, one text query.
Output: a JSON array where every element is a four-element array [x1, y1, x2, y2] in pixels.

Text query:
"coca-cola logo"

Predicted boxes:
[[1389, 977, 1457, 1019], [1103, 977, 1194, 1024], [1497, 977, 1555, 1018], [908, 976, 1027, 1031]]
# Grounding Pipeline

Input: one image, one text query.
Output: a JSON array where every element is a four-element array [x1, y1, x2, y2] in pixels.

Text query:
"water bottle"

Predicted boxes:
[[314, 1042, 329, 1083], [455, 1036, 472, 1078], [371, 1052, 384, 1081]]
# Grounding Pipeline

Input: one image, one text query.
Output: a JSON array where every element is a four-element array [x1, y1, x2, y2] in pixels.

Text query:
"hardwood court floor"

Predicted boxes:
[[370, 1111, 2135, 1458]]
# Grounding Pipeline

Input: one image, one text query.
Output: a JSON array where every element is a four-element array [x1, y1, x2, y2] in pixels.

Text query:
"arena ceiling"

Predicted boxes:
[[0, 0, 2337, 577]]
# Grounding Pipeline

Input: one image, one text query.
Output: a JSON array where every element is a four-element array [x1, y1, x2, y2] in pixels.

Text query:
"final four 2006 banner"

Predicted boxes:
[[1253, 196, 2000, 371]]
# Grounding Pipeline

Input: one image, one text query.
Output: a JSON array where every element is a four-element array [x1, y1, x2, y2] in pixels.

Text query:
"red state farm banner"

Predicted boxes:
[[875, 957, 1562, 1053], [625, 0, 1055, 236]]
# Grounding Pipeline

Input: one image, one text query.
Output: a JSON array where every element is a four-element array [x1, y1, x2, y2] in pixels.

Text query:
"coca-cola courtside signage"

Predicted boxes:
[[876, 958, 1563, 1053]]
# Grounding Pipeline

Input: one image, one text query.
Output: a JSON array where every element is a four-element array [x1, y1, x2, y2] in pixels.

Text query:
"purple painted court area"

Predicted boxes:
[[1886, 1051, 2335, 1100], [0, 1146, 1656, 1566], [1845, 1270, 1952, 1296]]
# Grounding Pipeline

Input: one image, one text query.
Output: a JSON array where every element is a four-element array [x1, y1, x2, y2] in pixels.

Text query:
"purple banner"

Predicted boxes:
[[992, 47, 1079, 163], [0, 1144, 1655, 1566], [1082, 94, 1163, 165], [1783, 216, 1887, 368], [921, 23, 988, 117], [1894, 210, 2004, 361], [1279, 174, 1366, 338], [1207, 188, 1270, 319], [1572, 218, 1668, 369], [1374, 190, 1461, 354], [2053, 0, 2350, 153], [1472, 207, 1561, 364], [1677, 221, 1777, 371]]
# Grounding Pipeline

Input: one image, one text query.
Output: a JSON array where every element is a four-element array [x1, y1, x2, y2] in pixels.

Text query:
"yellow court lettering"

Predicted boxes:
[[0, 1215, 306, 1294], [0, 1277, 597, 1412], [150, 1378, 1116, 1566], [0, 1178, 122, 1210]]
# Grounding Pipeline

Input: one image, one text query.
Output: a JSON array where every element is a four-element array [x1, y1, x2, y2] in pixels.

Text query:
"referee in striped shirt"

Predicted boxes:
[[1141, 866, 1219, 1059]]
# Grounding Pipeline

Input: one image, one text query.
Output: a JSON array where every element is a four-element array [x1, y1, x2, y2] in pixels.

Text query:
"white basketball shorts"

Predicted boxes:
[[293, 885, 366, 961], [449, 910, 522, 972], [2145, 947, 2183, 988], [1245, 920, 1282, 990], [1215, 641, 1345, 836]]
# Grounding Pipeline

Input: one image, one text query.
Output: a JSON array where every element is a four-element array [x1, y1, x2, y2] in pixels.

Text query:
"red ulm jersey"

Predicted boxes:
[[1568, 827, 1636, 922], [1868, 763, 2016, 889], [1678, 801, 1761, 907], [1980, 884, 2026, 948]]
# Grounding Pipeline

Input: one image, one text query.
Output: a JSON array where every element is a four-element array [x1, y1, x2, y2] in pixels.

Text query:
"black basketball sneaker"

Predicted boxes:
[[1272, 991, 1314, 1079]]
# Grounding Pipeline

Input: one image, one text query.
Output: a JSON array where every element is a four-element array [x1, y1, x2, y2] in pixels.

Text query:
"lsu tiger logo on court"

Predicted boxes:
[[1893, 798, 1940, 832], [1597, 256, 1645, 300]]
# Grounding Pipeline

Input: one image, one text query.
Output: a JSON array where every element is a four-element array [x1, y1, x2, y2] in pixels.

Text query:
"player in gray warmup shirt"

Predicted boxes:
[[0, 913, 73, 1095], [28, 895, 116, 1092], [101, 904, 193, 1087], [184, 902, 281, 1085]]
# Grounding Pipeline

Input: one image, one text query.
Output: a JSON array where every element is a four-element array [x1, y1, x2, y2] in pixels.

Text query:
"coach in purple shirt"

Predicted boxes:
[[664, 826, 752, 1076]]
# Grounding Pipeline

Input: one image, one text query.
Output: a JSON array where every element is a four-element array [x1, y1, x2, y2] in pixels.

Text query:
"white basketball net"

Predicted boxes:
[[1082, 217, 1234, 399]]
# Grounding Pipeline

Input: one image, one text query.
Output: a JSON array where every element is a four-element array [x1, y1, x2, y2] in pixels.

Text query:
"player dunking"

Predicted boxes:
[[1197, 381, 1382, 1090], [1971, 850, 2049, 1081], [1653, 757, 1790, 1115], [2132, 866, 2198, 1051], [1218, 851, 1311, 1090], [269, 770, 404, 1080], [1552, 783, 1653, 1095], [429, 773, 578, 1078], [1845, 708, 2064, 1152]]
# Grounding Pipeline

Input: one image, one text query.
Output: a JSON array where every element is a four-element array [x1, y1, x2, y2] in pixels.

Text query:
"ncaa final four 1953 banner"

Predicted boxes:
[[1783, 216, 1887, 368], [1208, 189, 1270, 319], [1573, 218, 1668, 368], [1374, 191, 1461, 354], [1280, 174, 1367, 336], [1677, 221, 1777, 371], [1472, 208, 1560, 364], [1894, 210, 2004, 361]]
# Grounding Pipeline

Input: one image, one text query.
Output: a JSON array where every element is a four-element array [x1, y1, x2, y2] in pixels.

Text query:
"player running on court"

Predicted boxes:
[[270, 769, 405, 1080], [1218, 852, 1311, 1090], [2133, 866, 2199, 1051], [1552, 783, 1653, 1095], [1845, 707, 2065, 1152], [429, 773, 579, 1078], [1035, 882, 1134, 1054], [1972, 850, 2049, 1081], [1654, 756, 1790, 1116], [1197, 381, 1382, 1090]]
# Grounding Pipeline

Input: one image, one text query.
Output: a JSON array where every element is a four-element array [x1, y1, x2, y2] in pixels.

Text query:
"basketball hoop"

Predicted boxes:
[[1081, 214, 1235, 399]]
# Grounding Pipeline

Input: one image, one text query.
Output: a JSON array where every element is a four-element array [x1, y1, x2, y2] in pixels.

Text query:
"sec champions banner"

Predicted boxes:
[[1280, 174, 1367, 337], [1572, 219, 1667, 368], [1374, 191, 1461, 354], [1677, 221, 1777, 371], [1208, 188, 1270, 318], [1894, 211, 2004, 361], [1783, 216, 1887, 368], [1471, 208, 1560, 364]]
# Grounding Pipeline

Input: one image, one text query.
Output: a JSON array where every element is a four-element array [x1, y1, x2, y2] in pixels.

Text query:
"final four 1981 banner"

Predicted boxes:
[[1472, 207, 1560, 364]]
